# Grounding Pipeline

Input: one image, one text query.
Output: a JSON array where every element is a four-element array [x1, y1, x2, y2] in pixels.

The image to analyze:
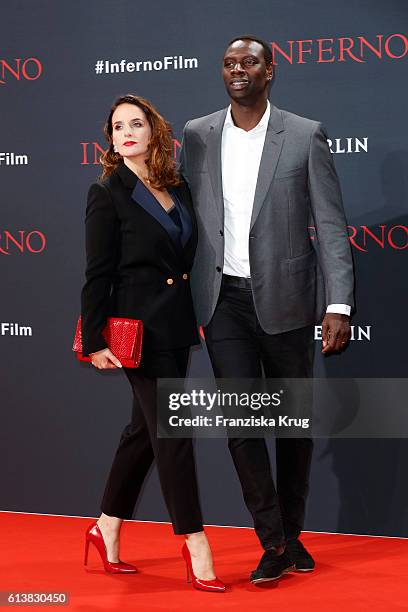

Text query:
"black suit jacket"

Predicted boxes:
[[80, 161, 199, 357]]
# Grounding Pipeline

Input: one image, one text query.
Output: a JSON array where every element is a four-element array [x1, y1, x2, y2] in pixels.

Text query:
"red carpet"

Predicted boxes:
[[1, 512, 407, 611]]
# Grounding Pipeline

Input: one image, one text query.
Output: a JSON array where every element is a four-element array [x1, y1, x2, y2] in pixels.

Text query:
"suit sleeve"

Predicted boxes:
[[178, 120, 191, 185], [80, 182, 119, 356], [308, 122, 355, 311]]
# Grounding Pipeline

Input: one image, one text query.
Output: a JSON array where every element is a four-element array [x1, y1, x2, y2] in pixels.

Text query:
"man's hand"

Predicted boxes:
[[89, 347, 122, 369], [321, 313, 351, 354]]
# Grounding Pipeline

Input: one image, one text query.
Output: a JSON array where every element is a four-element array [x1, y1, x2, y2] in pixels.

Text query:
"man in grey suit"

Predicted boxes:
[[180, 35, 354, 583]]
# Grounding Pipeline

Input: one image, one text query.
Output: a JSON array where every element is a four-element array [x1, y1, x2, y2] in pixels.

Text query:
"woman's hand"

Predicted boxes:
[[90, 348, 122, 369]]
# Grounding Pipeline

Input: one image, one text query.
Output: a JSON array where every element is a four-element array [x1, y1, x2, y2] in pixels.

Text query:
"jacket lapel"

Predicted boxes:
[[172, 181, 198, 266], [117, 160, 195, 262], [206, 109, 228, 226], [131, 180, 182, 251], [250, 104, 285, 230], [169, 187, 192, 248]]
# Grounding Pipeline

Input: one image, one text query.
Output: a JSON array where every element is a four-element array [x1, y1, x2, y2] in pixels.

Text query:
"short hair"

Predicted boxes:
[[226, 35, 273, 65]]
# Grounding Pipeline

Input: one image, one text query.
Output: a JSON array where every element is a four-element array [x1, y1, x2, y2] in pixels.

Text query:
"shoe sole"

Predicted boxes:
[[250, 564, 295, 584]]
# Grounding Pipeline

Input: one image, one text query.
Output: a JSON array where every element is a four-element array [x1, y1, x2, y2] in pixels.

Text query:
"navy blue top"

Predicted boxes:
[[167, 202, 183, 248], [131, 180, 192, 254]]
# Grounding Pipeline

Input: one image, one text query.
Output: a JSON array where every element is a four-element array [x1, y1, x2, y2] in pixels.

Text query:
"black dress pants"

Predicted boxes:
[[204, 276, 315, 549], [100, 347, 203, 535]]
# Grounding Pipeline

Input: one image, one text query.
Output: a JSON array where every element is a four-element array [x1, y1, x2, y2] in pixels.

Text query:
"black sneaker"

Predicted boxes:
[[250, 549, 295, 584], [285, 539, 315, 572]]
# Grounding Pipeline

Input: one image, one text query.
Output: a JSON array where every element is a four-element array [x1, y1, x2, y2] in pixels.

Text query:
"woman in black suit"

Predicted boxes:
[[80, 94, 225, 592]]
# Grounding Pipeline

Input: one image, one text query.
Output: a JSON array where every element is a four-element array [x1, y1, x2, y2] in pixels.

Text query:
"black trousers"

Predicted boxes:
[[204, 275, 315, 549], [100, 347, 203, 535]]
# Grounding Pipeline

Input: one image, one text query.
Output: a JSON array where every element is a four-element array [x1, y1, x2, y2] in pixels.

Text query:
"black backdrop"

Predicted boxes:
[[1, 0, 407, 537]]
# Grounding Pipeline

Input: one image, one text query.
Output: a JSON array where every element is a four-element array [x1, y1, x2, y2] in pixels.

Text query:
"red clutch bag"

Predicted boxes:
[[72, 315, 143, 368]]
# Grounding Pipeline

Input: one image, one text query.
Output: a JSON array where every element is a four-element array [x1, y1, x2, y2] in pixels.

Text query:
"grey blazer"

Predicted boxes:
[[180, 104, 355, 334]]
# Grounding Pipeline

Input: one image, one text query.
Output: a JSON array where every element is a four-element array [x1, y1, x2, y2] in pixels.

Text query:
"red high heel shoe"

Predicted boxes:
[[84, 521, 138, 574], [182, 543, 226, 592]]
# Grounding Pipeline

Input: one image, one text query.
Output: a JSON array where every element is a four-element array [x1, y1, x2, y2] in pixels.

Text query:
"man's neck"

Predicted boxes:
[[230, 98, 269, 132]]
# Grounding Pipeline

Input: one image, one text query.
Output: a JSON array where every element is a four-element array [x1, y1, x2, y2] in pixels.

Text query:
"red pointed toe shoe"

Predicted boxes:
[[182, 543, 226, 592], [84, 521, 138, 574]]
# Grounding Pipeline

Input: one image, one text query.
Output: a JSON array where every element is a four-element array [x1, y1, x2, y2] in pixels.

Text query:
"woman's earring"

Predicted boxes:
[[113, 144, 118, 153]]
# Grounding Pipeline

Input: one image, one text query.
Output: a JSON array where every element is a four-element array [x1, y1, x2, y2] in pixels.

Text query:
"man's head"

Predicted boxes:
[[222, 36, 273, 105]]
